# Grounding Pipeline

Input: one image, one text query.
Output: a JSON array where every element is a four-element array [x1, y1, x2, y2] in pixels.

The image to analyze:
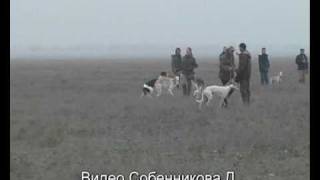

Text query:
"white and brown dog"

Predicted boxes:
[[194, 83, 239, 109], [141, 72, 180, 98], [270, 71, 283, 84]]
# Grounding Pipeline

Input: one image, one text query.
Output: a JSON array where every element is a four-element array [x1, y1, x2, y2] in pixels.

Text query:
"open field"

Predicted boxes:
[[11, 58, 309, 180]]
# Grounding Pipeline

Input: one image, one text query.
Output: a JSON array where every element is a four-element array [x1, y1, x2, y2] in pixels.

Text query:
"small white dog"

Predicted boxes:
[[194, 83, 239, 109], [270, 71, 283, 84], [155, 73, 179, 96], [141, 72, 179, 98]]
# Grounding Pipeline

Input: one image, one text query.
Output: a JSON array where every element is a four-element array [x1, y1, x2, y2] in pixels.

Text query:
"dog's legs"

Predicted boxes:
[[199, 93, 209, 109], [223, 88, 234, 107], [168, 83, 175, 96], [196, 91, 205, 109], [168, 88, 174, 96], [219, 97, 226, 108], [156, 89, 161, 97], [206, 100, 211, 106], [222, 98, 228, 108], [155, 84, 162, 97], [206, 93, 212, 106], [198, 101, 203, 110]]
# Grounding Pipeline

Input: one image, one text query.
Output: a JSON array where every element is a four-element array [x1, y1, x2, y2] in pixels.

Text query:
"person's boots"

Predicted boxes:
[[182, 84, 187, 96]]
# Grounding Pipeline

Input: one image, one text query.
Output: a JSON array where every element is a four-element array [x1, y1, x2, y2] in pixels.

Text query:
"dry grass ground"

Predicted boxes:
[[10, 57, 309, 180]]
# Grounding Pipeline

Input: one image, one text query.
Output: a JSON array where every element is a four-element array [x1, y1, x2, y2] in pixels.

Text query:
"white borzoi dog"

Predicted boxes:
[[194, 83, 239, 109], [270, 71, 283, 84], [140, 72, 180, 98]]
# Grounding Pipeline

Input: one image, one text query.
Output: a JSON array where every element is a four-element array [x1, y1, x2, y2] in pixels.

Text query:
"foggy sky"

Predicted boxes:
[[10, 0, 309, 58]]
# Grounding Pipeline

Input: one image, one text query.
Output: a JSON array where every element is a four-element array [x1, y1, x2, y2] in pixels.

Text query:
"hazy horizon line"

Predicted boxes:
[[10, 43, 309, 61]]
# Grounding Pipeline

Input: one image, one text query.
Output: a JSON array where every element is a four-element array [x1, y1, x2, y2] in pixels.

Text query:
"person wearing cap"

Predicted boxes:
[[235, 43, 251, 105], [219, 46, 236, 85], [181, 47, 198, 96], [258, 47, 270, 85], [295, 48, 308, 83]]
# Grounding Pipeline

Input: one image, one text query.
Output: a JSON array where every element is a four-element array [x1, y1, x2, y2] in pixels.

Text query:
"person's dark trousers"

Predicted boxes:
[[182, 74, 194, 96], [220, 79, 229, 107], [182, 84, 187, 95], [260, 71, 269, 85], [221, 79, 229, 86], [182, 79, 192, 96], [298, 69, 307, 83], [182, 74, 187, 96], [187, 79, 192, 96], [240, 79, 250, 105], [182, 83, 187, 96]]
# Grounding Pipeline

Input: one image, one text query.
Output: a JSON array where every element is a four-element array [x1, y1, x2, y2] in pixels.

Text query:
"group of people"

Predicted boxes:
[[257, 47, 309, 85], [171, 43, 309, 106], [171, 47, 198, 97]]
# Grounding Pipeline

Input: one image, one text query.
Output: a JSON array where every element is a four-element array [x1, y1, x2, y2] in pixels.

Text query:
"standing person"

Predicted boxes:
[[181, 47, 198, 96], [219, 46, 227, 60], [258, 48, 270, 85], [171, 48, 182, 76], [219, 46, 236, 85], [295, 48, 309, 83], [218, 46, 236, 107], [235, 43, 252, 105]]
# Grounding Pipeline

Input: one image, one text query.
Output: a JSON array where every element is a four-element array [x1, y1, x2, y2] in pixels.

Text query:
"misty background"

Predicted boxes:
[[10, 0, 309, 60]]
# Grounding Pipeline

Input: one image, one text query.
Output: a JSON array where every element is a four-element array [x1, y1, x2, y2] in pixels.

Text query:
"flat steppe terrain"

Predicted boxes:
[[11, 57, 309, 180]]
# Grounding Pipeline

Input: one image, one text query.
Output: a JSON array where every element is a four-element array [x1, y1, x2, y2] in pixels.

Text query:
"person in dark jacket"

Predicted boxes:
[[258, 48, 270, 85], [171, 48, 182, 75], [181, 47, 198, 96], [219, 46, 236, 85], [235, 43, 251, 105], [295, 49, 308, 83]]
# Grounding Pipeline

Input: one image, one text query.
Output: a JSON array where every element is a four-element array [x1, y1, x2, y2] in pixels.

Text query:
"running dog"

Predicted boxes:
[[194, 83, 239, 109], [140, 72, 180, 98], [270, 71, 283, 84]]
